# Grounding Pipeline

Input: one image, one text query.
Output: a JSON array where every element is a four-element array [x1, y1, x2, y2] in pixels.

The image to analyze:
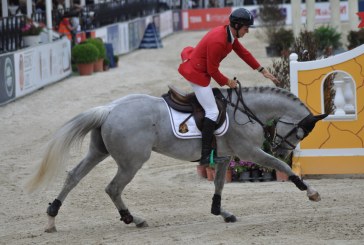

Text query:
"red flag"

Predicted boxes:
[[358, 12, 364, 28]]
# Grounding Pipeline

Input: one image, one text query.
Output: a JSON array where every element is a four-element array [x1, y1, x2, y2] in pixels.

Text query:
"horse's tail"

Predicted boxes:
[[26, 106, 111, 193]]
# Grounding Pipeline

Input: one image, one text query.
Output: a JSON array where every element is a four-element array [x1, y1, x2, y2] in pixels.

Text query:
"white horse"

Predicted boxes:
[[27, 86, 327, 232]]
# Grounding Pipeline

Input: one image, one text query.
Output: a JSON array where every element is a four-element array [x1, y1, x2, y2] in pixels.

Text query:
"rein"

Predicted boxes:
[[223, 81, 310, 152], [225, 82, 264, 126], [224, 81, 271, 138]]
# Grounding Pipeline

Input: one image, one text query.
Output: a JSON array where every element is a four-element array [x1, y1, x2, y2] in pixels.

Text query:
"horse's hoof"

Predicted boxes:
[[44, 226, 57, 233], [224, 215, 237, 223], [136, 221, 148, 228], [308, 192, 321, 202]]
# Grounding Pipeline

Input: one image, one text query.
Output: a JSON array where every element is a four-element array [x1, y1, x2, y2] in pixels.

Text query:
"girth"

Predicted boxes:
[[162, 85, 227, 132]]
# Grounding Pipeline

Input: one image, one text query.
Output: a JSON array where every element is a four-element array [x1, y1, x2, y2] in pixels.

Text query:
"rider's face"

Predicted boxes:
[[234, 26, 249, 38], [238, 26, 249, 38]]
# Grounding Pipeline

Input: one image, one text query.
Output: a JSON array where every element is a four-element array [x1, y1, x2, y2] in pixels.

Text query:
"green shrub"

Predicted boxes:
[[270, 28, 294, 54], [71, 43, 99, 64], [313, 26, 342, 51], [347, 29, 364, 50], [86, 38, 106, 59]]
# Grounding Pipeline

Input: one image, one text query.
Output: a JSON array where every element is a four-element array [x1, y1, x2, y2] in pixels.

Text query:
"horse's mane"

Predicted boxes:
[[238, 86, 310, 112]]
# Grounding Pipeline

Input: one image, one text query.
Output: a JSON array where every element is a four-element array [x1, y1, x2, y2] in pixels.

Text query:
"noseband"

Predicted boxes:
[[224, 82, 311, 152]]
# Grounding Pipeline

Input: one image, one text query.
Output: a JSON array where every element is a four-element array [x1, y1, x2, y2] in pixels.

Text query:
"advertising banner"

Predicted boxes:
[[13, 38, 71, 99], [173, 10, 182, 32], [235, 2, 349, 26], [0, 54, 16, 105], [300, 2, 348, 23], [119, 23, 130, 55], [128, 19, 146, 51], [182, 8, 231, 30], [94, 28, 108, 43], [182, 8, 231, 31], [107, 24, 121, 55], [159, 11, 174, 38]]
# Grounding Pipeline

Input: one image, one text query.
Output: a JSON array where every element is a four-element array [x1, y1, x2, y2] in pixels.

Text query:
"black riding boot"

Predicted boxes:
[[200, 117, 229, 165]]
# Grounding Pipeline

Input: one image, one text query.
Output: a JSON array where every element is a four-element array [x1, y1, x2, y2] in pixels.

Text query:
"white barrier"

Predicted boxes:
[[0, 37, 72, 106]]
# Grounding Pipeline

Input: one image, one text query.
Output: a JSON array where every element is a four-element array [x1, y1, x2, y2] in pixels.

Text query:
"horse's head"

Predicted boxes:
[[223, 85, 328, 160], [270, 113, 328, 159]]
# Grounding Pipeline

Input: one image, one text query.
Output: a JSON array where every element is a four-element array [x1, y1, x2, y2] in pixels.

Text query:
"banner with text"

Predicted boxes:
[[13, 38, 71, 99]]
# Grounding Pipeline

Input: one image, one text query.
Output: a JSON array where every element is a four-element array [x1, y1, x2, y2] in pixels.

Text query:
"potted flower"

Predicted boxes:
[[249, 162, 260, 182], [86, 38, 106, 72], [229, 158, 238, 181], [230, 159, 253, 182], [258, 165, 274, 182], [21, 18, 45, 47], [71, 42, 99, 76]]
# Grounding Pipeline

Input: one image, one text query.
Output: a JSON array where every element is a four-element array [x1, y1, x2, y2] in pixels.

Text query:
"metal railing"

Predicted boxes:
[[0, 15, 25, 54], [0, 0, 173, 54]]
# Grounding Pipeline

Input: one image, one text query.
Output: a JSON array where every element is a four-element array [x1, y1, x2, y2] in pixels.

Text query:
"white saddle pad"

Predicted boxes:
[[163, 100, 229, 139]]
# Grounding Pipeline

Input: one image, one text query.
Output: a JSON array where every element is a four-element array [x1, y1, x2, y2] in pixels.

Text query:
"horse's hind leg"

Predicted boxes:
[[105, 163, 148, 228], [45, 130, 109, 232]]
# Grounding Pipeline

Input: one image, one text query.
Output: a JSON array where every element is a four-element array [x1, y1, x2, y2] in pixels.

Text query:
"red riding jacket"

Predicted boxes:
[[178, 25, 260, 87]]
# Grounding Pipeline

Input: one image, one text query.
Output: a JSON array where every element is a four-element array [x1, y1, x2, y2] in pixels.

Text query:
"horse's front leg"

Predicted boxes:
[[289, 175, 321, 202], [256, 150, 321, 202], [212, 159, 237, 223]]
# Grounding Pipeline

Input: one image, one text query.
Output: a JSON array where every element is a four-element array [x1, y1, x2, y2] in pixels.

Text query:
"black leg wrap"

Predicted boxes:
[[119, 209, 133, 224], [211, 194, 221, 215], [47, 199, 62, 217], [289, 175, 308, 191]]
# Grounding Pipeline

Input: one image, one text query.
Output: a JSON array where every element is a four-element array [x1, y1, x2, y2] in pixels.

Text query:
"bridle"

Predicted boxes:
[[267, 118, 311, 152], [223, 81, 312, 153]]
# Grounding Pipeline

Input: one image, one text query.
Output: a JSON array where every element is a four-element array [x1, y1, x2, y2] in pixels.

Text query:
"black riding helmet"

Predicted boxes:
[[229, 8, 254, 30]]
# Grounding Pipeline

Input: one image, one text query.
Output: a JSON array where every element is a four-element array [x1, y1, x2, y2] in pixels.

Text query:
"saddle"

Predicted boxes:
[[162, 85, 227, 133]]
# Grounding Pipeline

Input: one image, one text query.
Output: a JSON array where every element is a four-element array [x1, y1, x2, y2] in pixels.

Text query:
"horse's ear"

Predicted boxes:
[[313, 113, 329, 122], [300, 113, 328, 134]]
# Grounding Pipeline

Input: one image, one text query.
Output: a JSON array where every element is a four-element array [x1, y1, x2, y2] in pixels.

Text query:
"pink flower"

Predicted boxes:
[[22, 19, 44, 36]]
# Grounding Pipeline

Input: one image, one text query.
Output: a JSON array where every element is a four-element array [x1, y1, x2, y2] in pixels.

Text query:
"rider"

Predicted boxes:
[[178, 8, 280, 166]]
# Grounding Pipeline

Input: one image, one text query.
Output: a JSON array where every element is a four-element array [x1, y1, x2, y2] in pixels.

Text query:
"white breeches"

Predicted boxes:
[[190, 82, 219, 122]]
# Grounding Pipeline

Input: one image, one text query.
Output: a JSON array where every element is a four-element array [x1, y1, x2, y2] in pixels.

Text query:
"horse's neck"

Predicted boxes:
[[223, 87, 310, 122]]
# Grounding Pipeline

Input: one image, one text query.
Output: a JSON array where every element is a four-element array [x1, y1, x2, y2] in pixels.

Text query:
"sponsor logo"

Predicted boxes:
[[4, 57, 14, 97]]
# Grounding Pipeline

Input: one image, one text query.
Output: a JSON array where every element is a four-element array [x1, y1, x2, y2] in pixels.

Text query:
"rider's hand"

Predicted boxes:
[[261, 69, 281, 86], [227, 79, 237, 88]]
